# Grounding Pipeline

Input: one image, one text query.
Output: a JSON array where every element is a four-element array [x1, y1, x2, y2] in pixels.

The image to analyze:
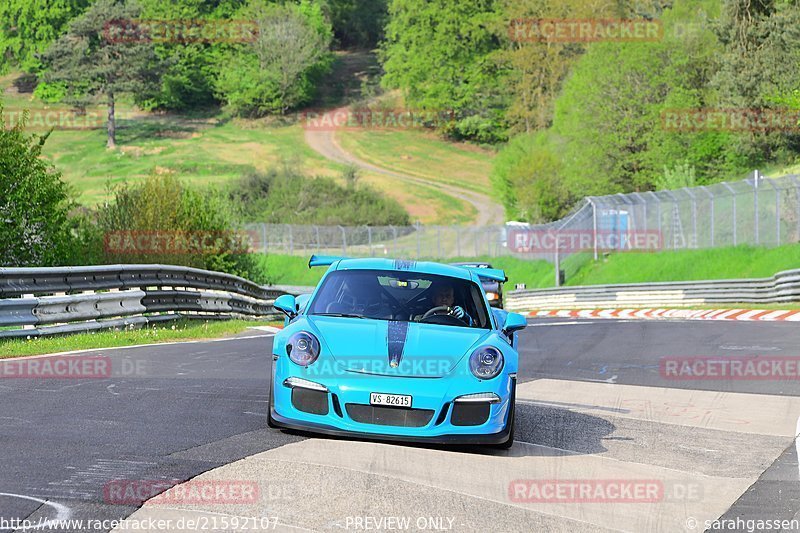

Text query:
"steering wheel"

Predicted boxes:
[[422, 306, 451, 320], [420, 306, 468, 326]]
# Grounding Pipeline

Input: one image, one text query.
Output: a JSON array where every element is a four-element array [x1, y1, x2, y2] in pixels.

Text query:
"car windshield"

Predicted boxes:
[[307, 269, 491, 329]]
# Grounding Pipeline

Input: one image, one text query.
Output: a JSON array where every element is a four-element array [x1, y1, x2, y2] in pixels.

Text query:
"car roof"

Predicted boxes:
[[333, 258, 474, 281]]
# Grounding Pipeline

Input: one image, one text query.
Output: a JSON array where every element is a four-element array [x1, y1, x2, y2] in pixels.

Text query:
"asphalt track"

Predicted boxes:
[[2, 318, 800, 532]]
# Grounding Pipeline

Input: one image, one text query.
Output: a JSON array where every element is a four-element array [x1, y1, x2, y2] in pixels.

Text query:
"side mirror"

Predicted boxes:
[[273, 294, 297, 319], [295, 294, 311, 313], [502, 312, 527, 335]]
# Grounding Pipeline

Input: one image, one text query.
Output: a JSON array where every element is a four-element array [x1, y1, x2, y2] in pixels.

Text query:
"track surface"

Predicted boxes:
[[2, 319, 800, 531]]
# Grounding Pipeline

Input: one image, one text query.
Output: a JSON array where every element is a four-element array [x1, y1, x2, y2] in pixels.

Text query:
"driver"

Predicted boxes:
[[427, 283, 474, 325]]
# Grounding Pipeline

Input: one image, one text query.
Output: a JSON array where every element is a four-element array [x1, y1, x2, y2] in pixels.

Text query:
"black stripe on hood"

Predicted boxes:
[[387, 320, 409, 368]]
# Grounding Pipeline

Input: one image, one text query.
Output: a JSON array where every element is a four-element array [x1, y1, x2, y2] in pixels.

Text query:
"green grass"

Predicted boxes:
[[565, 244, 800, 286], [257, 254, 327, 286], [336, 128, 495, 194], [0, 319, 281, 359], [258, 243, 800, 293]]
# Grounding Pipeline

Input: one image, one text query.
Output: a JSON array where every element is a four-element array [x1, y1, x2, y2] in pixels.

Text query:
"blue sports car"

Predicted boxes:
[[268, 256, 527, 448]]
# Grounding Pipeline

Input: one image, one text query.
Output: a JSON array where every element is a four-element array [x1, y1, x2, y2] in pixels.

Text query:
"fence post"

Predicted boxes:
[[792, 177, 800, 241], [683, 187, 697, 248], [391, 226, 397, 256], [367, 226, 373, 256], [554, 230, 561, 287], [261, 223, 267, 254], [456, 227, 461, 257], [416, 222, 421, 259], [437, 226, 441, 258], [588, 198, 598, 260], [339, 226, 347, 255], [288, 224, 294, 255], [764, 179, 780, 245], [721, 182, 736, 246], [700, 186, 714, 247], [315, 225, 321, 254], [754, 171, 760, 245]]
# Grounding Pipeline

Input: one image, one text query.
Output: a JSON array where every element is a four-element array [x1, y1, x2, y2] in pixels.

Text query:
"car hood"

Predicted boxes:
[[306, 316, 491, 377]]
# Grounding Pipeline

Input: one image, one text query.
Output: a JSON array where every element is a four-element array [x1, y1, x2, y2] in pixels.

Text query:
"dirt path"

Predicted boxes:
[[304, 106, 505, 226]]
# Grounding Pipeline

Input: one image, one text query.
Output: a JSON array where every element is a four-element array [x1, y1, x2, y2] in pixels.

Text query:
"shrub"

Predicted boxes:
[[0, 106, 76, 266]]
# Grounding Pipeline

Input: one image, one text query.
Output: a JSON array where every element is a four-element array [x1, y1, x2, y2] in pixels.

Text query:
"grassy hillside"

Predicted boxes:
[[260, 244, 800, 290]]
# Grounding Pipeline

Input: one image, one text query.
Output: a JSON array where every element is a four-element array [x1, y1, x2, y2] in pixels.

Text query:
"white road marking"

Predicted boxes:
[[0, 493, 71, 530]]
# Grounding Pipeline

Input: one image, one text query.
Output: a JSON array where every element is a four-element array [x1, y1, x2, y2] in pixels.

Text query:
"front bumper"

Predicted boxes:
[[271, 357, 515, 445]]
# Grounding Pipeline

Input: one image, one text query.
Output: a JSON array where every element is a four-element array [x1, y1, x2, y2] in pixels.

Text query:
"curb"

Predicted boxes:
[[528, 308, 800, 322]]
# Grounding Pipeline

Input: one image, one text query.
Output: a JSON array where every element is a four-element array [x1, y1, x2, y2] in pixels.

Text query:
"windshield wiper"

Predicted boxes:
[[312, 313, 366, 319]]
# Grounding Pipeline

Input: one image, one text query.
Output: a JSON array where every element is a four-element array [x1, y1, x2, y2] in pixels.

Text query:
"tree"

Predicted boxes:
[[40, 0, 164, 148], [215, 0, 333, 116], [490, 130, 572, 222], [0, 0, 91, 73], [551, 0, 733, 195], [380, 0, 506, 142], [327, 0, 389, 48], [0, 106, 74, 266], [710, 0, 800, 163], [494, 0, 624, 134]]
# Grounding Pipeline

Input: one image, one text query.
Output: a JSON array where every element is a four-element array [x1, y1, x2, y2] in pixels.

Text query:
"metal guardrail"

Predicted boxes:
[[0, 265, 295, 339], [505, 269, 800, 311]]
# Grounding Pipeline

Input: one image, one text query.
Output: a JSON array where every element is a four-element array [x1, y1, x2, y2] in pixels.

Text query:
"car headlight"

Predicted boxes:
[[469, 346, 504, 379], [286, 331, 320, 366], [485, 292, 499, 300]]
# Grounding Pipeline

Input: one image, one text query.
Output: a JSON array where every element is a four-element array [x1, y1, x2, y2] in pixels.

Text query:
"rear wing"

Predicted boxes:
[[308, 255, 349, 268], [451, 264, 507, 283]]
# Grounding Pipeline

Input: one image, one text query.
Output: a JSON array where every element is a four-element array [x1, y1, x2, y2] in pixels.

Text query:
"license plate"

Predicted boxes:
[[370, 392, 412, 408]]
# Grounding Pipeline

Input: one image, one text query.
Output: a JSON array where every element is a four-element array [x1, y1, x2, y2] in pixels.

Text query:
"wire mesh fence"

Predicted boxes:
[[245, 172, 800, 265]]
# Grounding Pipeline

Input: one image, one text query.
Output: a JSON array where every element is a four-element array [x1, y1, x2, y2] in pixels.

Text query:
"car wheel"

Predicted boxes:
[[495, 402, 515, 449]]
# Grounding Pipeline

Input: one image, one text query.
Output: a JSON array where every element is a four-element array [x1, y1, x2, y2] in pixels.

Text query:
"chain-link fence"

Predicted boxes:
[[245, 172, 800, 266]]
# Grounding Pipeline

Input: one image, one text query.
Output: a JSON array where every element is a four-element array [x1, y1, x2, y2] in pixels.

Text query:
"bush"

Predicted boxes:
[[0, 106, 76, 266], [97, 174, 261, 280], [490, 131, 573, 222], [229, 166, 410, 226]]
